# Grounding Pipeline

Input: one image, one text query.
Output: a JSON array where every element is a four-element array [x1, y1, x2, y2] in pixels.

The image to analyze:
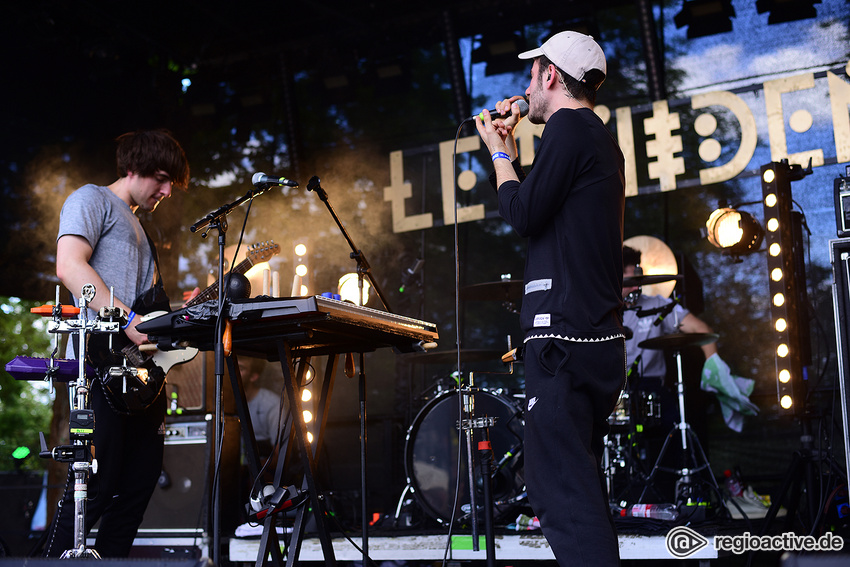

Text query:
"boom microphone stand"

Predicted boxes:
[[190, 182, 280, 567], [305, 175, 393, 564]]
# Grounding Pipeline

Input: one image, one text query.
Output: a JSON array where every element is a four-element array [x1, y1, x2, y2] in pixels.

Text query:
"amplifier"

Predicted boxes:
[[137, 416, 241, 535], [835, 176, 850, 238], [830, 238, 850, 487]]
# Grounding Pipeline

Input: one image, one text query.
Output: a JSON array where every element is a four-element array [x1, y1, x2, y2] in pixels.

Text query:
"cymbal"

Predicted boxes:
[[401, 349, 503, 364], [638, 332, 719, 350], [622, 274, 682, 287], [459, 280, 523, 302]]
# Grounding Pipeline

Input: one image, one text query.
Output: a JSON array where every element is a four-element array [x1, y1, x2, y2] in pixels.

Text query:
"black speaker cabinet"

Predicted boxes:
[[137, 416, 240, 535], [829, 238, 850, 485]]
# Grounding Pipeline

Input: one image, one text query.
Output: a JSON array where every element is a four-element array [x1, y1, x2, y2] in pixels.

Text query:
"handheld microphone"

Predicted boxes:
[[474, 98, 529, 121], [252, 172, 299, 188]]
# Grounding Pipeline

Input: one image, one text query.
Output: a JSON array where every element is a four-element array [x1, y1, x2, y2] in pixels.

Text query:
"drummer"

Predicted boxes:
[[622, 245, 717, 381]]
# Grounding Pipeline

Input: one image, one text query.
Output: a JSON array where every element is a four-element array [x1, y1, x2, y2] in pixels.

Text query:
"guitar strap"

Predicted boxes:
[[130, 224, 171, 315], [94, 222, 170, 415]]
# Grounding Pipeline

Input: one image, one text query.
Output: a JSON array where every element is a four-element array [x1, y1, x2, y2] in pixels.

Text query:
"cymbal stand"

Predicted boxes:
[[39, 283, 122, 558], [637, 349, 719, 506]]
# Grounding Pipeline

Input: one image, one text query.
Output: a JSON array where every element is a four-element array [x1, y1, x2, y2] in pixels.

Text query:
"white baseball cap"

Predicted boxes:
[[518, 31, 607, 89]]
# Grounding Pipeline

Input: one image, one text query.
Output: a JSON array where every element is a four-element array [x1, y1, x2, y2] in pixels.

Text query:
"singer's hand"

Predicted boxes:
[[475, 109, 517, 160], [492, 95, 526, 134]]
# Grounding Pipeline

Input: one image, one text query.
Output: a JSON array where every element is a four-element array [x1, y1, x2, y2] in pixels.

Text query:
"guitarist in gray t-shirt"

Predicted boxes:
[[44, 130, 190, 558]]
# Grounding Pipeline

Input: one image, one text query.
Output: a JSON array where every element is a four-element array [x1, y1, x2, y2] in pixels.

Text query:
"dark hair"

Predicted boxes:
[[538, 55, 600, 106], [623, 245, 642, 267], [115, 129, 190, 190]]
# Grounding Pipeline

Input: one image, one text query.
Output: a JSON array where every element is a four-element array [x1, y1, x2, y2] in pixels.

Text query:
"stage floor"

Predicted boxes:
[[226, 524, 726, 564], [228, 532, 718, 562]]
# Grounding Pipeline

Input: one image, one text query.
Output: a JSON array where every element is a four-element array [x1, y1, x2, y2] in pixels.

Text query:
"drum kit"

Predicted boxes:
[[395, 277, 528, 528], [394, 264, 720, 528], [603, 324, 721, 510]]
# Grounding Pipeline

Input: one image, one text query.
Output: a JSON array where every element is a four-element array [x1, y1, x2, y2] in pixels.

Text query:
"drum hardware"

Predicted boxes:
[[603, 433, 628, 500], [604, 394, 661, 507], [458, 280, 523, 303], [396, 347, 525, 565], [400, 349, 503, 365], [397, 387, 525, 525], [622, 274, 683, 288], [604, 353, 668, 507], [459, 279, 523, 314], [635, 333, 721, 507], [33, 284, 124, 559]]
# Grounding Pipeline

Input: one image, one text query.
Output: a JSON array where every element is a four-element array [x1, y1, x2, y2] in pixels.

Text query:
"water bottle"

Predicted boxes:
[[620, 503, 679, 520], [724, 468, 744, 497]]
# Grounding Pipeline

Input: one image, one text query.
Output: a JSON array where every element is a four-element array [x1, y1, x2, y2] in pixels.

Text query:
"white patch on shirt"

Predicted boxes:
[[528, 396, 539, 411], [533, 313, 551, 327], [525, 279, 552, 294]]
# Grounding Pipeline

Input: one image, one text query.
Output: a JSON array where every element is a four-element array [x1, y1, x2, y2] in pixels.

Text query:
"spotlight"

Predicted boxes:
[[338, 273, 370, 306], [472, 30, 528, 76], [674, 0, 736, 38], [705, 205, 764, 257], [756, 0, 819, 24]]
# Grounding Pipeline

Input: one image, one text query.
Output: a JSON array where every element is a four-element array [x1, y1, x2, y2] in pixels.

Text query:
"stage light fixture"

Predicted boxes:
[[472, 30, 528, 76], [338, 273, 370, 306], [760, 160, 813, 413], [705, 204, 764, 257], [674, 0, 736, 38], [756, 0, 820, 24], [292, 240, 309, 296]]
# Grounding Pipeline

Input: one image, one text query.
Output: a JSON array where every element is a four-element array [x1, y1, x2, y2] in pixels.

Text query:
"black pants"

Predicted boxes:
[[523, 337, 625, 567], [44, 380, 166, 557]]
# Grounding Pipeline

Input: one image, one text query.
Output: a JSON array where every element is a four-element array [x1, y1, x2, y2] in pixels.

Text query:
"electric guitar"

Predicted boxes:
[[91, 240, 281, 375]]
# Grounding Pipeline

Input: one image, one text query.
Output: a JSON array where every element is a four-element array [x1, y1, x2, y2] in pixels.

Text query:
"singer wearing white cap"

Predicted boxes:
[[475, 31, 625, 565]]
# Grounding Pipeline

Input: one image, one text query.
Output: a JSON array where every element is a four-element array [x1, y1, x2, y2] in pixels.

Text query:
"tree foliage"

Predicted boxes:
[[0, 297, 53, 472]]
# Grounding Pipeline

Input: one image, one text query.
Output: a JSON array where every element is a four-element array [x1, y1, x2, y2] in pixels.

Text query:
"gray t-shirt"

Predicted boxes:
[[57, 184, 156, 313], [623, 294, 691, 378]]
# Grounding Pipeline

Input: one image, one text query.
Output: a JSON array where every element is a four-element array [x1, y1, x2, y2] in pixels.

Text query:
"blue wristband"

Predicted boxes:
[[122, 310, 136, 330], [492, 152, 511, 162]]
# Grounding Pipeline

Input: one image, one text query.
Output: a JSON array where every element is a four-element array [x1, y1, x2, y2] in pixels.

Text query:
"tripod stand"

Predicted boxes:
[[636, 335, 721, 509], [758, 412, 848, 537]]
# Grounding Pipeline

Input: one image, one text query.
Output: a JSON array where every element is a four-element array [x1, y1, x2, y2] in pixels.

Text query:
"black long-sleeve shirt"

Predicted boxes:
[[497, 107, 626, 341]]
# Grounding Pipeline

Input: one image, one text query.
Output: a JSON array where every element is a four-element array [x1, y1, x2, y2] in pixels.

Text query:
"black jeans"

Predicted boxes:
[[44, 379, 166, 557], [523, 337, 625, 566]]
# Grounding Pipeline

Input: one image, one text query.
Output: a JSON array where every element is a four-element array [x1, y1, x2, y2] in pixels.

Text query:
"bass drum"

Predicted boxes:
[[404, 389, 525, 524]]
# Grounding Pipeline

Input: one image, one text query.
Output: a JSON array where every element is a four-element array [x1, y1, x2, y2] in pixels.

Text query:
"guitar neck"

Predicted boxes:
[[187, 257, 255, 307]]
